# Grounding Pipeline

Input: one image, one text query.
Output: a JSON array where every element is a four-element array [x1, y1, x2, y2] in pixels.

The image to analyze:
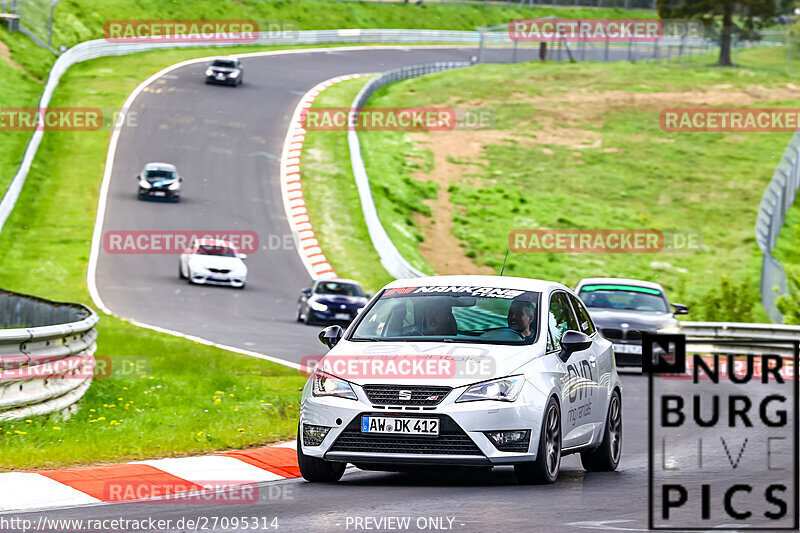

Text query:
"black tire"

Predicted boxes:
[[178, 264, 185, 279], [297, 425, 345, 482], [296, 304, 304, 322], [581, 389, 622, 472], [515, 396, 561, 484], [303, 308, 316, 326]]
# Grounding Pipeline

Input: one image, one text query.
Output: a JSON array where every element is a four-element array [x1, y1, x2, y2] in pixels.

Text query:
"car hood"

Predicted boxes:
[[320, 339, 539, 388], [188, 255, 245, 270], [311, 294, 367, 307], [209, 66, 238, 73], [587, 308, 677, 332]]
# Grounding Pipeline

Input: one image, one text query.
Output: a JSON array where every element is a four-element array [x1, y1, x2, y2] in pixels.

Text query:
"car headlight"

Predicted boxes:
[[309, 301, 328, 312], [657, 326, 682, 334], [456, 375, 524, 403], [229, 71, 239, 78], [356, 307, 364, 314], [138, 180, 151, 189], [205, 69, 213, 76], [189, 262, 208, 274], [167, 181, 180, 190], [312, 371, 357, 400]]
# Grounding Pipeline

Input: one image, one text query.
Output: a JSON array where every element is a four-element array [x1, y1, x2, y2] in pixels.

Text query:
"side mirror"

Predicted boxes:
[[365, 293, 372, 299], [672, 303, 689, 315], [179, 176, 184, 182], [302, 288, 312, 296], [318, 325, 343, 349], [236, 253, 247, 260], [558, 330, 592, 362]]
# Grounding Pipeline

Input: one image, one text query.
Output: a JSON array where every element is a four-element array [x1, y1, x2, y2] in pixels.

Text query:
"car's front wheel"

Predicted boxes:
[[515, 396, 561, 484], [178, 263, 185, 279], [581, 389, 622, 472], [297, 425, 345, 482]]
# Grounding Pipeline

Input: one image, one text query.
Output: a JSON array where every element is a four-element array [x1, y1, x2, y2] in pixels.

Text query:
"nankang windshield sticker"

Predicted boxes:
[[383, 285, 527, 299]]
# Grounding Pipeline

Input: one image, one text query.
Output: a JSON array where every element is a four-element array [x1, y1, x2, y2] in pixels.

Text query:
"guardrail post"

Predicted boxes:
[[788, 30, 792, 75], [477, 27, 485, 64]]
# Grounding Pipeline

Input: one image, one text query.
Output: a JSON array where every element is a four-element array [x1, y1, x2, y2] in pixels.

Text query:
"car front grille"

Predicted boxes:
[[329, 414, 483, 456], [362, 385, 451, 406], [626, 330, 644, 341], [208, 268, 231, 274], [601, 328, 646, 341], [601, 328, 623, 340]]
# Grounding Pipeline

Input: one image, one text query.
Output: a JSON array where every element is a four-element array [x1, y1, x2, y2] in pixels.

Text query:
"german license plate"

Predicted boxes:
[[614, 343, 642, 354], [152, 191, 165, 197], [217, 74, 225, 79], [361, 416, 438, 436], [334, 313, 350, 320]]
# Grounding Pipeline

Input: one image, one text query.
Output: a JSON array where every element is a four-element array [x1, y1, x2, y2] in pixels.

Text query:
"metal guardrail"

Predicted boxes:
[[348, 61, 472, 279], [756, 133, 800, 323], [0, 289, 98, 421], [681, 321, 799, 358]]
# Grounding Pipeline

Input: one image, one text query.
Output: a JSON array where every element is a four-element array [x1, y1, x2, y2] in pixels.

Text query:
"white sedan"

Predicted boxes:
[[298, 275, 622, 484], [179, 238, 247, 289]]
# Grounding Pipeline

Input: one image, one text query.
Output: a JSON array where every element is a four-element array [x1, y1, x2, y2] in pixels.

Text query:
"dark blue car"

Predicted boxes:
[[297, 279, 370, 326]]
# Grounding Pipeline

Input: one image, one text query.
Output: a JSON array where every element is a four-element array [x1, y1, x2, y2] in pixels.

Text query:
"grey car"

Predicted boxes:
[[205, 58, 243, 86], [575, 277, 688, 366]]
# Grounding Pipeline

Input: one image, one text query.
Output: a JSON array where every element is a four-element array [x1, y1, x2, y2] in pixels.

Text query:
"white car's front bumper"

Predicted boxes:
[[299, 380, 548, 467], [190, 270, 246, 287]]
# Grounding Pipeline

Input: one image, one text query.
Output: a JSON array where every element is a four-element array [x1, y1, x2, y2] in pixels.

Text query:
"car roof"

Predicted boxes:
[[316, 278, 362, 286], [382, 275, 565, 293], [143, 162, 177, 172], [196, 238, 236, 249], [575, 277, 665, 292], [212, 57, 238, 62]]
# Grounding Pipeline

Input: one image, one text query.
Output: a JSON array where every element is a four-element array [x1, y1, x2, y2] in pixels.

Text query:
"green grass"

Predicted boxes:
[[774, 192, 800, 270], [300, 76, 397, 292], [0, 45, 360, 471], [0, 53, 42, 194], [0, 0, 652, 78], [336, 45, 800, 322]]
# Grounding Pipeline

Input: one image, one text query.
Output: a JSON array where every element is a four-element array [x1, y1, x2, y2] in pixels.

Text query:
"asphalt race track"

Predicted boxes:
[[65, 44, 783, 533], [12, 373, 794, 531], [94, 45, 681, 364]]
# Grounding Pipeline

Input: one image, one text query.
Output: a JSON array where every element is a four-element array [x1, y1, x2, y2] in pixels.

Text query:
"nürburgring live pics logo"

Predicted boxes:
[[644, 333, 798, 530]]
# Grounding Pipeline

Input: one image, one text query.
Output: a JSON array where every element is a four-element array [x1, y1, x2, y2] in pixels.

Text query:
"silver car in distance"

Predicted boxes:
[[298, 275, 622, 484]]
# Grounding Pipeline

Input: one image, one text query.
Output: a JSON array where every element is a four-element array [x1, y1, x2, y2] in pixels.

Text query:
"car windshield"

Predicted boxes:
[[578, 285, 669, 313], [350, 286, 540, 345], [315, 281, 364, 297], [144, 169, 175, 182], [212, 60, 236, 68], [197, 245, 236, 257]]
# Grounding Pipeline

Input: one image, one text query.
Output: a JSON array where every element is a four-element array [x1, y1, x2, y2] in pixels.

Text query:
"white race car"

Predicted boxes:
[[298, 275, 622, 484], [179, 238, 247, 288]]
